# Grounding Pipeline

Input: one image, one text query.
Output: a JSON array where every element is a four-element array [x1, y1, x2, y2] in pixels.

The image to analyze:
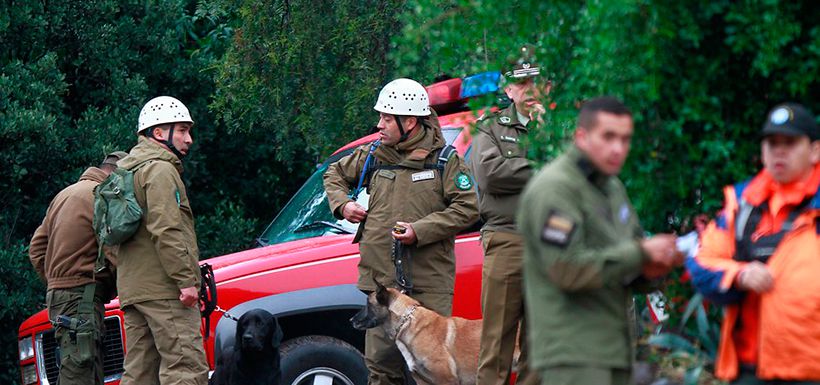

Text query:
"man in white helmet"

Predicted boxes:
[[116, 96, 209, 385], [324, 78, 479, 384]]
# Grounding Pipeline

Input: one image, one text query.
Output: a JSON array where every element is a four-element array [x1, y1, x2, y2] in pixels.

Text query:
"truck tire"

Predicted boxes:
[[280, 335, 367, 385]]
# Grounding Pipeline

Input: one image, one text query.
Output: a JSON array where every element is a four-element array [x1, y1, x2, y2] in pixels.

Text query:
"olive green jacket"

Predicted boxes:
[[115, 137, 200, 306], [518, 145, 649, 370], [323, 119, 479, 294], [469, 104, 532, 233]]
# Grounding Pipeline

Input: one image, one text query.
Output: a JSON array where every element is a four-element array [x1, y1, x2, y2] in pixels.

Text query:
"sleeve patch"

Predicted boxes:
[[454, 172, 473, 190], [541, 210, 576, 247]]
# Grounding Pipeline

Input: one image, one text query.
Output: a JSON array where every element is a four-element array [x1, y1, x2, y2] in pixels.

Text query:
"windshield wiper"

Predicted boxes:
[[294, 221, 354, 234]]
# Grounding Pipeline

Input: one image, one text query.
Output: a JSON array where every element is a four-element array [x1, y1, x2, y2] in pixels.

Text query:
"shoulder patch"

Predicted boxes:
[[454, 172, 473, 190], [541, 210, 576, 247]]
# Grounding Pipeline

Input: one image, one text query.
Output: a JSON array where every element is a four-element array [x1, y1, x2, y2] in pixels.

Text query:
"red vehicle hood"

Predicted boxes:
[[204, 234, 360, 285]]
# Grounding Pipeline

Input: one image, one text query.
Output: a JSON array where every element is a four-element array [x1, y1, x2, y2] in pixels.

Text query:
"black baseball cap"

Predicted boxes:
[[761, 103, 818, 141]]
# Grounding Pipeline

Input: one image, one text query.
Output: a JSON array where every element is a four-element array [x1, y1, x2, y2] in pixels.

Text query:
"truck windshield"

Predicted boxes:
[[257, 150, 364, 246]]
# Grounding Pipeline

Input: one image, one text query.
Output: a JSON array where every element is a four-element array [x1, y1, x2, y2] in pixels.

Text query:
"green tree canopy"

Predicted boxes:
[[392, 0, 819, 232]]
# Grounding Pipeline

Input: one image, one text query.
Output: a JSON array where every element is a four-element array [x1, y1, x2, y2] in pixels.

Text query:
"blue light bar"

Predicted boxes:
[[460, 71, 501, 98]]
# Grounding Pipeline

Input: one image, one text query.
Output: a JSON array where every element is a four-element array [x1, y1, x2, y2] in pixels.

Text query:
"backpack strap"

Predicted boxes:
[[361, 145, 457, 198], [436, 144, 456, 170], [351, 141, 380, 201]]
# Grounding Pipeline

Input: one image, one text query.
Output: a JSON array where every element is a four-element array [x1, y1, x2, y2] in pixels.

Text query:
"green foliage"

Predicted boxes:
[[393, 0, 819, 232], [0, 2, 239, 383], [196, 200, 260, 258], [650, 293, 723, 385], [0, 0, 234, 245], [212, 0, 405, 161], [0, 243, 46, 385]]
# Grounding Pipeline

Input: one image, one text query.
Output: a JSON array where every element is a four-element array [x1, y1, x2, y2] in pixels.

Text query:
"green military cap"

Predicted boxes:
[[101, 151, 129, 166], [503, 45, 541, 81]]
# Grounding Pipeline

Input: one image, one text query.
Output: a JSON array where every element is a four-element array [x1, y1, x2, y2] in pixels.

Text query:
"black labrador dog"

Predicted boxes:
[[210, 309, 283, 385]]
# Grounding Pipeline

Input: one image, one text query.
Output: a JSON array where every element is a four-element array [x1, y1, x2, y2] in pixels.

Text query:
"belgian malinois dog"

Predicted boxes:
[[350, 281, 486, 385]]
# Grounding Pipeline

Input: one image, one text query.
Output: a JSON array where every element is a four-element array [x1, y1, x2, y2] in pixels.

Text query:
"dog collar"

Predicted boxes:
[[392, 305, 418, 340]]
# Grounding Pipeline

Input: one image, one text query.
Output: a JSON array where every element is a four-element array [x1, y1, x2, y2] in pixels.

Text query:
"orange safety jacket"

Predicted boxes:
[[687, 163, 820, 381]]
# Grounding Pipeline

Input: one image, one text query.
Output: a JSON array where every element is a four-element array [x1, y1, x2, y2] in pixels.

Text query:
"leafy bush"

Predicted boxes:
[[197, 200, 260, 259], [0, 243, 45, 385]]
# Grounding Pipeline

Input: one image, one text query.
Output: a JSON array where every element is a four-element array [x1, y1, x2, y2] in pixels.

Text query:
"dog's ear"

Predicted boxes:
[[269, 316, 283, 349], [375, 283, 390, 306], [233, 315, 245, 351]]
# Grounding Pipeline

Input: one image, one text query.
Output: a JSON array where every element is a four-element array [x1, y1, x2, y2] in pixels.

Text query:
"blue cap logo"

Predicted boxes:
[[770, 107, 791, 125]]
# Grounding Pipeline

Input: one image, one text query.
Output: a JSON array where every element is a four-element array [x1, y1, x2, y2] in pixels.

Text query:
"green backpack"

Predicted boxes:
[[92, 161, 150, 271]]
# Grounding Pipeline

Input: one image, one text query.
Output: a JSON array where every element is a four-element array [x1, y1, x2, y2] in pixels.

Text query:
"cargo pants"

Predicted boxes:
[[46, 285, 107, 385], [365, 290, 453, 385], [120, 299, 208, 385], [477, 230, 538, 385], [540, 366, 631, 385]]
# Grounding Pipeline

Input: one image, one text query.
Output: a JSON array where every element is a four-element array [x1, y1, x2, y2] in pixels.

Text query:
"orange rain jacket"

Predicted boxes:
[[687, 163, 820, 381]]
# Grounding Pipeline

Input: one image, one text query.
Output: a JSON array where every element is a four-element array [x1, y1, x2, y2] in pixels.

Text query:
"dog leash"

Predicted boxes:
[[214, 305, 239, 321], [391, 235, 414, 294]]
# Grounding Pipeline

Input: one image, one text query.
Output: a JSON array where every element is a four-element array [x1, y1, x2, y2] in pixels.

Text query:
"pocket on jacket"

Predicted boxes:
[[498, 140, 524, 158]]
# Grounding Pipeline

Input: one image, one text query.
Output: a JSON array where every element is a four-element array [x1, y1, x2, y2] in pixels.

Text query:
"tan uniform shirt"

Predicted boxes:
[[469, 104, 533, 233], [324, 120, 479, 294]]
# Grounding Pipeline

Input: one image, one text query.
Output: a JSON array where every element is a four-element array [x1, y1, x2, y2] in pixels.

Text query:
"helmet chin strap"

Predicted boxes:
[[163, 125, 186, 159], [394, 115, 410, 143], [147, 125, 186, 159]]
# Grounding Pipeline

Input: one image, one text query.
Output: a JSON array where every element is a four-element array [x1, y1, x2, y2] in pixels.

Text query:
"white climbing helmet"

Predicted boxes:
[[137, 96, 194, 133], [373, 78, 431, 116]]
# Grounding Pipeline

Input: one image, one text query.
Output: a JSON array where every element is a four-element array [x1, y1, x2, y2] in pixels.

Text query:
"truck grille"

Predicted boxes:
[[38, 316, 125, 384]]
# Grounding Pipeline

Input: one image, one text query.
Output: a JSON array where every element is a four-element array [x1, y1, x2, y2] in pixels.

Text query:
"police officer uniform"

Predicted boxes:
[[470, 53, 541, 385], [518, 145, 649, 385], [324, 78, 479, 385]]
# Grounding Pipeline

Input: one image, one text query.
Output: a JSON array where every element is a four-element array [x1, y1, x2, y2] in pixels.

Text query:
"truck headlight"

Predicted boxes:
[[21, 364, 37, 385], [18, 337, 34, 361]]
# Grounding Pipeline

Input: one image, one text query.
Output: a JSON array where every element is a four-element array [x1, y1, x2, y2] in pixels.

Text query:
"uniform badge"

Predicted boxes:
[[541, 211, 576, 248], [411, 170, 435, 182], [454, 172, 473, 190], [619, 204, 630, 224], [175, 190, 181, 207], [377, 169, 396, 180], [500, 135, 519, 143], [499, 116, 511, 124], [770, 107, 791, 125]]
